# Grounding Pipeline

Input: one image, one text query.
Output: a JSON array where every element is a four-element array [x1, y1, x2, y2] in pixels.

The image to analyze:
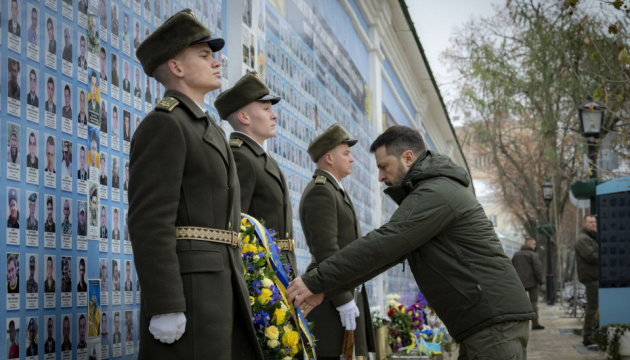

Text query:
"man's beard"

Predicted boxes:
[[385, 160, 407, 187]]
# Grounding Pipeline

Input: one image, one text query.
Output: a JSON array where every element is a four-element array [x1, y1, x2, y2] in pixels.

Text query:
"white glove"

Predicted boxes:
[[336, 300, 360, 330], [149, 312, 186, 344]]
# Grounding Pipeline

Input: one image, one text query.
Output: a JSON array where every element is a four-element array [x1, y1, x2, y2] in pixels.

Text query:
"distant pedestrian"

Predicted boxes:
[[575, 214, 598, 346], [512, 238, 545, 330]]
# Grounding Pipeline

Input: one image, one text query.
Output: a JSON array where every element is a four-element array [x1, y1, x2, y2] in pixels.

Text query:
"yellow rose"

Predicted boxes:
[[289, 344, 299, 356], [267, 339, 280, 348], [241, 243, 258, 254], [265, 325, 279, 340], [282, 331, 299, 347], [257, 288, 272, 305], [249, 296, 255, 306], [273, 308, 286, 326]]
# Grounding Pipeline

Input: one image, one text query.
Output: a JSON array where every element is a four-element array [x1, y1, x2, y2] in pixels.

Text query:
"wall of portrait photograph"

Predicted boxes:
[[1, 0, 226, 358], [1, 0, 429, 357]]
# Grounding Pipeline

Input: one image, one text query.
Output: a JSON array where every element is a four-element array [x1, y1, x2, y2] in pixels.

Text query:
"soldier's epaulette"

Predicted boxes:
[[230, 139, 244, 148], [155, 96, 179, 112], [315, 175, 327, 185]]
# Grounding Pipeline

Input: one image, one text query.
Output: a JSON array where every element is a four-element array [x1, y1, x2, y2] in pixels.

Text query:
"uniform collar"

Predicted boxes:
[[163, 89, 207, 120], [315, 168, 344, 191], [231, 131, 266, 155]]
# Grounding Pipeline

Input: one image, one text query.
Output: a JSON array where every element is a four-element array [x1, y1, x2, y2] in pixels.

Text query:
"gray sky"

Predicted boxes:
[[407, 1, 502, 123]]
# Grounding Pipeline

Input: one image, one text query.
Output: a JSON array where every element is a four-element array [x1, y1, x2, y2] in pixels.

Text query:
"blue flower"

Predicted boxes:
[[283, 263, 293, 277], [270, 285, 282, 304], [253, 311, 270, 330], [252, 280, 262, 295]]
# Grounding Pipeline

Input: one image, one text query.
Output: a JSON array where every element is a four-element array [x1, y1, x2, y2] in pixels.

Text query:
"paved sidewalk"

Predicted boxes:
[[528, 301, 605, 359]]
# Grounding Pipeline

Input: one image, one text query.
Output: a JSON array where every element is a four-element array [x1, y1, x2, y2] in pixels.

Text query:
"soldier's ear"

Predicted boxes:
[[236, 110, 250, 126]]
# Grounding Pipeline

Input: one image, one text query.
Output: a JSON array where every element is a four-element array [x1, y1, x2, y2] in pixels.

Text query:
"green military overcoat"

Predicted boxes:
[[299, 169, 375, 358], [129, 90, 263, 360], [229, 132, 297, 274]]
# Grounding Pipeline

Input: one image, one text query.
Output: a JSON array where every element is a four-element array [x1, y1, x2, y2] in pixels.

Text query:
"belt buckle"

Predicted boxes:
[[231, 231, 242, 248]]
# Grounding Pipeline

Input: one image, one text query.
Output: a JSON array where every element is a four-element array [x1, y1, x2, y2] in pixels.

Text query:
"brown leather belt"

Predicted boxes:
[[277, 239, 295, 252], [175, 226, 242, 248]]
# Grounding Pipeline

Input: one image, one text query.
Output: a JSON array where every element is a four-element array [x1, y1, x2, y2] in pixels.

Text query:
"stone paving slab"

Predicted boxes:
[[527, 302, 605, 359]]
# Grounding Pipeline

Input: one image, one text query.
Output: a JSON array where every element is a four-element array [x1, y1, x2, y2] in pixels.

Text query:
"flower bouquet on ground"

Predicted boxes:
[[383, 293, 453, 359], [240, 214, 316, 360]]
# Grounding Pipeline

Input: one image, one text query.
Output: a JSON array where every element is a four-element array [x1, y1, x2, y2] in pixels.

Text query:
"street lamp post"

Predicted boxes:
[[541, 179, 555, 305], [577, 96, 605, 216]]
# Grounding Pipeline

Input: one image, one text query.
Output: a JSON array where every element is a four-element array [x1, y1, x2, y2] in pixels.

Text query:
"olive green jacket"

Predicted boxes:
[[129, 90, 263, 360], [302, 151, 535, 342], [299, 169, 375, 357], [511, 246, 543, 289], [575, 228, 598, 284], [229, 132, 297, 274]]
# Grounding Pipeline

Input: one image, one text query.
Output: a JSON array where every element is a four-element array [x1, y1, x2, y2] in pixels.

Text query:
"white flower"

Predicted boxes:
[[262, 278, 274, 288], [252, 254, 260, 262]]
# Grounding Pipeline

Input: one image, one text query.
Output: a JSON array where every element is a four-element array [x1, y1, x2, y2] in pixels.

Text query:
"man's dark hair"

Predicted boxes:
[[369, 125, 426, 157], [47, 135, 55, 147], [30, 69, 37, 78], [47, 196, 53, 207], [47, 77, 55, 88], [8, 58, 20, 71]]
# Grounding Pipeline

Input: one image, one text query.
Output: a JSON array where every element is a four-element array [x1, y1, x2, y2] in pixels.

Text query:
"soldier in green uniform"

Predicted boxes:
[[288, 125, 535, 360], [26, 256, 38, 293], [215, 73, 297, 276], [298, 124, 374, 360], [26, 193, 39, 231], [130, 9, 263, 360]]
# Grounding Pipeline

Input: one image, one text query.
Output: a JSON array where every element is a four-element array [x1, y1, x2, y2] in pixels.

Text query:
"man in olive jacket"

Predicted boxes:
[[299, 124, 374, 360], [288, 125, 535, 359], [215, 73, 297, 275], [575, 214, 598, 346], [130, 10, 262, 360], [512, 238, 545, 330]]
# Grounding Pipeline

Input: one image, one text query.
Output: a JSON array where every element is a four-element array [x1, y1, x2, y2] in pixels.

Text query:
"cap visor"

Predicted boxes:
[[191, 37, 225, 52], [344, 139, 358, 147], [258, 94, 281, 105]]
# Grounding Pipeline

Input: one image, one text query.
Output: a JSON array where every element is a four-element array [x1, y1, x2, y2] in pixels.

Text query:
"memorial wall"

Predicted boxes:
[[1, 0, 457, 357]]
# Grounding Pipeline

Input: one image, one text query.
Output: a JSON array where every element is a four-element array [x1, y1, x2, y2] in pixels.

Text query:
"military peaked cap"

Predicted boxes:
[[307, 123, 357, 162], [137, 9, 224, 76], [214, 72, 281, 120]]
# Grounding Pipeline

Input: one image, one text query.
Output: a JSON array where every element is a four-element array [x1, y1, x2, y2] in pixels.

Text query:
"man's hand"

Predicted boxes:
[[299, 293, 325, 316], [336, 300, 359, 330], [287, 277, 314, 306], [287, 276, 326, 316], [149, 312, 186, 344]]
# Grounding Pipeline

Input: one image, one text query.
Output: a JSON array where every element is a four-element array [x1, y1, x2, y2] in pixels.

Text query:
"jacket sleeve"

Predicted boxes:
[[232, 149, 255, 213], [303, 188, 457, 299], [532, 253, 543, 285], [575, 235, 598, 265], [301, 184, 353, 307], [128, 112, 187, 317]]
